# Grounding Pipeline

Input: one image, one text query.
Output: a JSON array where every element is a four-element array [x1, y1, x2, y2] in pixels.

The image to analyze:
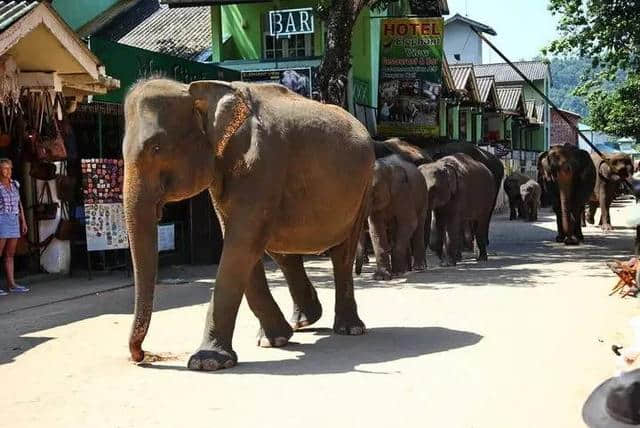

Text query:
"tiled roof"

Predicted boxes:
[[474, 61, 550, 84], [496, 85, 525, 114], [445, 13, 497, 36], [449, 63, 480, 102], [93, 0, 211, 61], [0, 1, 37, 32]]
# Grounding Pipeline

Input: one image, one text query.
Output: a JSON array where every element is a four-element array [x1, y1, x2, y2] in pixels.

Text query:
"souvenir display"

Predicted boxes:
[[81, 158, 124, 204], [84, 203, 128, 251]]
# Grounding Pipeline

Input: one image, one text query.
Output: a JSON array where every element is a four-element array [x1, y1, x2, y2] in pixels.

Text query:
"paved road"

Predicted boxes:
[[2, 202, 639, 428]]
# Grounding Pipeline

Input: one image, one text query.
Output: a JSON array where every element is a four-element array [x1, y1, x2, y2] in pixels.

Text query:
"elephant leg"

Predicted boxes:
[[509, 200, 517, 220], [475, 216, 490, 261], [411, 212, 427, 271], [391, 224, 413, 275], [430, 212, 445, 259], [354, 228, 367, 276], [268, 253, 322, 331], [329, 228, 366, 337], [245, 259, 293, 348], [369, 216, 392, 280], [188, 240, 262, 371], [600, 190, 613, 231], [586, 201, 597, 224], [553, 204, 565, 243], [442, 215, 461, 267]]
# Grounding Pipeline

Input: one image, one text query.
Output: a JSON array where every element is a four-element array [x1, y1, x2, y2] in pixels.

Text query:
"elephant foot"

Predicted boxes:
[[440, 260, 456, 267], [476, 253, 488, 262], [187, 344, 237, 371], [290, 300, 323, 331], [555, 235, 566, 243], [602, 224, 613, 232], [257, 325, 293, 348], [373, 269, 392, 281], [455, 251, 462, 262], [586, 216, 595, 225], [333, 311, 366, 336], [412, 263, 426, 272], [564, 236, 580, 246]]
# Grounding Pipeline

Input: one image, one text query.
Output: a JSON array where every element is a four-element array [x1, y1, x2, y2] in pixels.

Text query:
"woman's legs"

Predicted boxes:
[[4, 238, 17, 288]]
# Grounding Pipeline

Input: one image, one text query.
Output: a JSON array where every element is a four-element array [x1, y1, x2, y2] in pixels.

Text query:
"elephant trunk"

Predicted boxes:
[[557, 167, 573, 238], [124, 165, 160, 362]]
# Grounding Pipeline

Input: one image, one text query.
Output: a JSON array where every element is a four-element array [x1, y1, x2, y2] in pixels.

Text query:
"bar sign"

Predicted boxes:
[[269, 8, 314, 37]]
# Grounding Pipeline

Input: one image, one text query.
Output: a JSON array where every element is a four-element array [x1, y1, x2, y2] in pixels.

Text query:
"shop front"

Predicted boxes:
[[0, 1, 119, 275]]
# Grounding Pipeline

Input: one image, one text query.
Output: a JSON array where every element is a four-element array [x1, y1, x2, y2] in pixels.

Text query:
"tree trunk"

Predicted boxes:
[[316, 2, 357, 107]]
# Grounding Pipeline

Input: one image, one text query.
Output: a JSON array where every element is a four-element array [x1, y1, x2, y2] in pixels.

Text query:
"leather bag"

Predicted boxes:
[[32, 92, 66, 162], [54, 203, 75, 241], [30, 161, 57, 181], [55, 163, 76, 202], [33, 181, 58, 221]]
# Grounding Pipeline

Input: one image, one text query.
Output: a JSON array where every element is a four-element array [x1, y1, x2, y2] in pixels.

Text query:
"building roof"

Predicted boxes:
[[90, 0, 211, 61], [0, 1, 38, 32], [476, 75, 500, 109], [444, 13, 497, 36], [442, 57, 455, 95], [474, 61, 550, 84], [526, 100, 536, 119], [496, 85, 526, 115], [449, 63, 481, 102], [535, 101, 545, 121], [552, 107, 582, 120]]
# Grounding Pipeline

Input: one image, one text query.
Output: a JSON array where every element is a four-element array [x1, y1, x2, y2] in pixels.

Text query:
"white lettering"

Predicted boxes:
[[272, 13, 283, 35], [285, 13, 296, 34], [300, 11, 312, 33]]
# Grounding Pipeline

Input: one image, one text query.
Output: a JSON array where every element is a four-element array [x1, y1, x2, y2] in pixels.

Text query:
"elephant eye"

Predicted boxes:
[[153, 144, 160, 153]]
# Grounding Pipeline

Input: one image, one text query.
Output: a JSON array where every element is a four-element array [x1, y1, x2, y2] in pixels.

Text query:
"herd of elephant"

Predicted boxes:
[[120, 79, 634, 372]]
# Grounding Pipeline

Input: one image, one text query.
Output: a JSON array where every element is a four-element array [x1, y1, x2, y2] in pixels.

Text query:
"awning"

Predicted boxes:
[[0, 1, 119, 98]]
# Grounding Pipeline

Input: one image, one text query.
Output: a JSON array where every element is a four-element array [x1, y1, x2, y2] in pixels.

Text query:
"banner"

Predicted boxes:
[[377, 18, 444, 137], [241, 68, 312, 98]]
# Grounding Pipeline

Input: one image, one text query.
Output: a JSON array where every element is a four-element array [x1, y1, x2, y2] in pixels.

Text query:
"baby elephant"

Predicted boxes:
[[520, 180, 541, 222]]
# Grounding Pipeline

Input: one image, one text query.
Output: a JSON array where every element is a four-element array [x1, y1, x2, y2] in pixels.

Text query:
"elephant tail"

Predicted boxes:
[[373, 138, 432, 165]]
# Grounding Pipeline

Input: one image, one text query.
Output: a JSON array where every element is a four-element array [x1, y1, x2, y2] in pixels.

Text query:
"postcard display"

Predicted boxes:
[[81, 159, 128, 251]]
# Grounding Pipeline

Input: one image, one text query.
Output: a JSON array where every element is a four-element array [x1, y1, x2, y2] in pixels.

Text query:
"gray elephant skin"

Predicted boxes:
[[123, 79, 374, 371], [587, 152, 633, 231], [520, 179, 541, 222], [356, 154, 428, 280], [538, 144, 596, 245], [419, 153, 497, 266], [503, 172, 530, 220]]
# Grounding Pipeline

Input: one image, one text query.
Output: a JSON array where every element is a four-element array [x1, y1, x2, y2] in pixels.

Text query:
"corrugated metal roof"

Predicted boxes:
[[474, 61, 550, 84], [445, 13, 497, 36], [93, 0, 211, 61], [526, 101, 536, 119], [497, 85, 524, 114], [476, 76, 494, 103], [449, 63, 480, 102], [442, 58, 455, 93], [0, 1, 37, 32], [535, 101, 545, 122]]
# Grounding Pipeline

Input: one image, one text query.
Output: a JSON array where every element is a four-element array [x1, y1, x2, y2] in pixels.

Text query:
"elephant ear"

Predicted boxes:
[[188, 80, 252, 158], [444, 163, 458, 196]]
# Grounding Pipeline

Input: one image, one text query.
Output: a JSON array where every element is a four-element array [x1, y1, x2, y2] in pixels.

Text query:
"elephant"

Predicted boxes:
[[586, 152, 633, 231], [520, 179, 541, 222], [122, 79, 374, 371], [424, 142, 504, 258], [537, 144, 596, 245], [418, 153, 496, 266], [503, 172, 530, 220], [355, 154, 428, 280]]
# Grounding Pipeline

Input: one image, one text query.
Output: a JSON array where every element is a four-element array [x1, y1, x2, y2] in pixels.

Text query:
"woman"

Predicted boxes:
[[0, 159, 28, 296]]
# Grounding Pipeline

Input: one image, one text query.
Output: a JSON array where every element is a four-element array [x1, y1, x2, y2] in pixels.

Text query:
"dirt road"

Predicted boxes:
[[2, 203, 639, 428]]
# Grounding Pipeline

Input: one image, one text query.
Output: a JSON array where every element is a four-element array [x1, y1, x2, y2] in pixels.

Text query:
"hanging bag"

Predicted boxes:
[[30, 161, 57, 181], [55, 162, 76, 202], [33, 181, 58, 221], [55, 202, 75, 241], [33, 91, 66, 162]]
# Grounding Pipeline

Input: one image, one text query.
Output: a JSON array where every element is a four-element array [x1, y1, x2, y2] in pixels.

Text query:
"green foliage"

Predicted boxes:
[[587, 75, 640, 138], [548, 56, 589, 118]]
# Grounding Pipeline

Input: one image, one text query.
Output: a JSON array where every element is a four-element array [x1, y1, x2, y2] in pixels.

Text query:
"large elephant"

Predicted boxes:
[[418, 153, 496, 266], [123, 79, 374, 371], [538, 144, 596, 245], [503, 172, 530, 220], [586, 152, 633, 231], [356, 154, 428, 280], [520, 179, 541, 222]]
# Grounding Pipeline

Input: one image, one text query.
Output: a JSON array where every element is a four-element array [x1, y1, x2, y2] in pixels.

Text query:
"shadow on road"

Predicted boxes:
[[137, 326, 483, 375]]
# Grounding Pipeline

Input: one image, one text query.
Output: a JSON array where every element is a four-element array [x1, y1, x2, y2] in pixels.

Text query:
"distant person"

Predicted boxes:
[[0, 159, 28, 296], [380, 101, 391, 121]]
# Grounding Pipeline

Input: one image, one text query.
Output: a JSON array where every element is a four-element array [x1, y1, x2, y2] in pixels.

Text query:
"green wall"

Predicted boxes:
[[52, 0, 121, 30]]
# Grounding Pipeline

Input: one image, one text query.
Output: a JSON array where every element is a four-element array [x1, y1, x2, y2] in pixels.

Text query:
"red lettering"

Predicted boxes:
[[397, 24, 407, 35], [431, 23, 441, 35], [410, 23, 419, 35], [383, 23, 395, 36]]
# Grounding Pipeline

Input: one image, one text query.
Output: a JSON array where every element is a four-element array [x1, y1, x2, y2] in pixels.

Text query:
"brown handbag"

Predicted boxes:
[[30, 161, 57, 181], [33, 92, 66, 162], [55, 162, 76, 202], [55, 203, 76, 241]]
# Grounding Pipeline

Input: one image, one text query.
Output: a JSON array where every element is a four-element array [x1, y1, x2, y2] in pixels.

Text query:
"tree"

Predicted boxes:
[[587, 76, 640, 140], [315, 0, 442, 106], [547, 1, 640, 138]]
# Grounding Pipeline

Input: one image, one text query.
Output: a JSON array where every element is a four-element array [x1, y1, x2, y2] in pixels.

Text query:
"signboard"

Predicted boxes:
[[89, 37, 241, 104], [241, 68, 312, 98], [269, 8, 314, 37], [85, 203, 129, 251], [377, 18, 444, 138], [158, 224, 175, 252]]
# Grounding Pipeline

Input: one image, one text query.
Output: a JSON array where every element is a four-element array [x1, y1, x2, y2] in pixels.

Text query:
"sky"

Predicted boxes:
[[446, 0, 560, 63]]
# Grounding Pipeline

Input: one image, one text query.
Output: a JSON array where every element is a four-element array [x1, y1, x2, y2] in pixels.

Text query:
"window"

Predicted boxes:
[[263, 33, 313, 59]]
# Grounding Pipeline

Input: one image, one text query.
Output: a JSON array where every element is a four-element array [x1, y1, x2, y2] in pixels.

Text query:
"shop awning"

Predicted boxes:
[[0, 1, 119, 97], [449, 63, 481, 104]]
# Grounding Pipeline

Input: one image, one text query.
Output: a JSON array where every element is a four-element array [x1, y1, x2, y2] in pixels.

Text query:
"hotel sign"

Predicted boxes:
[[269, 8, 314, 37]]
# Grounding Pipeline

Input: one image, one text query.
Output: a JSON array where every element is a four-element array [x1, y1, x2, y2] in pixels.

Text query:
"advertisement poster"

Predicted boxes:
[[241, 68, 312, 98], [377, 18, 444, 137]]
